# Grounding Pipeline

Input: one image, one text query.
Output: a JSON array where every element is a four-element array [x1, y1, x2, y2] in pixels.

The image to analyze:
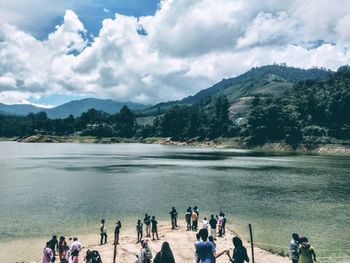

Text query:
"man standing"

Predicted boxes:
[[100, 219, 107, 245], [209, 215, 217, 240], [144, 214, 151, 237], [290, 233, 299, 263], [192, 210, 198, 231], [169, 207, 177, 230], [114, 221, 121, 245], [151, 216, 160, 240]]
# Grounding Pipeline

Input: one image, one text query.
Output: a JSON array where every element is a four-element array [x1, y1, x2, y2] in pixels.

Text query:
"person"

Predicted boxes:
[[185, 207, 192, 231], [144, 214, 151, 237], [290, 233, 299, 263], [192, 210, 198, 231], [298, 237, 316, 263], [227, 236, 249, 263], [114, 221, 122, 245], [58, 236, 68, 262], [136, 240, 153, 263], [169, 207, 177, 230], [194, 233, 201, 263], [137, 219, 143, 243], [69, 237, 81, 263], [222, 214, 226, 235], [209, 215, 217, 240], [85, 250, 102, 263], [42, 242, 54, 263], [100, 219, 107, 245], [48, 235, 58, 256], [217, 213, 224, 237], [151, 216, 160, 240], [154, 241, 176, 263], [208, 236, 216, 263], [196, 229, 227, 263], [202, 217, 209, 229]]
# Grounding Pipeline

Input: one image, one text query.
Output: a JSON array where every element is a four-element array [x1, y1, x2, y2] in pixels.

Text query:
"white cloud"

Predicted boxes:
[[0, 0, 350, 105]]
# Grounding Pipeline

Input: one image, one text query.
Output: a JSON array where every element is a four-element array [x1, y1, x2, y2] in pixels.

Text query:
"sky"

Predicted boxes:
[[0, 0, 350, 107]]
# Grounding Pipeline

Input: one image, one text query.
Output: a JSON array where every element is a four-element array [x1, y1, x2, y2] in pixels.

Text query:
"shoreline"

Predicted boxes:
[[2, 135, 350, 155]]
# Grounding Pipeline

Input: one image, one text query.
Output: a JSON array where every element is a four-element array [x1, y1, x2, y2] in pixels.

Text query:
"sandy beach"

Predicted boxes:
[[71, 222, 289, 263]]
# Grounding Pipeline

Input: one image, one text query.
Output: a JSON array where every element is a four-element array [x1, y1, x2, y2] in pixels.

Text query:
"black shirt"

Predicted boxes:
[[209, 218, 217, 229]]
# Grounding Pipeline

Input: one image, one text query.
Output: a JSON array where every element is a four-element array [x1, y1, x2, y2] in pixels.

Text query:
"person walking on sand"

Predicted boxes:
[[194, 233, 201, 263], [137, 219, 143, 243], [58, 236, 68, 262], [290, 233, 299, 263], [151, 216, 160, 240], [42, 242, 54, 263], [298, 237, 317, 263], [144, 214, 151, 237], [154, 241, 176, 263], [69, 237, 81, 263], [48, 235, 58, 256], [186, 207, 192, 231], [100, 219, 107, 245], [169, 207, 177, 230], [114, 221, 122, 245], [209, 215, 217, 240], [227, 236, 249, 263]]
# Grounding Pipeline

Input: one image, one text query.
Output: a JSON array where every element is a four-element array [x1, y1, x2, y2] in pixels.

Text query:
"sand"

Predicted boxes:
[[75, 222, 289, 263]]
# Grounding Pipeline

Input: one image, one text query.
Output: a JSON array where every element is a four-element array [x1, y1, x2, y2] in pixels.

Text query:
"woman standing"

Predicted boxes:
[[227, 237, 249, 263], [58, 236, 68, 262], [42, 242, 54, 263], [298, 237, 317, 263], [154, 242, 175, 263]]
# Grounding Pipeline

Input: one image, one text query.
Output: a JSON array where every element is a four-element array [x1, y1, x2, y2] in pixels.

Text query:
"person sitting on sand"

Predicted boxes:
[[154, 241, 176, 263], [290, 233, 299, 263], [298, 237, 317, 263], [100, 219, 107, 245], [58, 236, 69, 262], [185, 207, 192, 231], [209, 215, 217, 240], [151, 216, 160, 240], [85, 249, 102, 263], [227, 236, 249, 263], [196, 229, 227, 263], [137, 219, 143, 243], [114, 221, 122, 245], [42, 242, 54, 263], [144, 214, 151, 237]]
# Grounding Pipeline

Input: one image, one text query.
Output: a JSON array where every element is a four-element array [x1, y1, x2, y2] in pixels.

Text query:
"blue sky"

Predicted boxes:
[[0, 0, 349, 107]]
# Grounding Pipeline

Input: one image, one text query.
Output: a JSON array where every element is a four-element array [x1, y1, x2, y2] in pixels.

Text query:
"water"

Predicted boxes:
[[0, 142, 349, 262]]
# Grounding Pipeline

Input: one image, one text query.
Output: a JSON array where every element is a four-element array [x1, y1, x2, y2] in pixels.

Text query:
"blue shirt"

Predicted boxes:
[[197, 241, 215, 263]]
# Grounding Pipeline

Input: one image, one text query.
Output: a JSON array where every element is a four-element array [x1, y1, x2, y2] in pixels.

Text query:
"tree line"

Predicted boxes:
[[0, 66, 349, 147]]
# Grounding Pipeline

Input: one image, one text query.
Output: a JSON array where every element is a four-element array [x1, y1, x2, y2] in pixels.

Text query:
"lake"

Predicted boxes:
[[0, 142, 349, 262]]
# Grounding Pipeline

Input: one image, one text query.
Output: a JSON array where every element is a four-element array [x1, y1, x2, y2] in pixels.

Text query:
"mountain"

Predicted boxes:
[[140, 65, 331, 116], [0, 98, 147, 119]]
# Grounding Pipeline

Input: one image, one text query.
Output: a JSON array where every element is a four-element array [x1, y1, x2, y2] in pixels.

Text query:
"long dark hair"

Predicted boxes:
[[232, 236, 243, 248], [160, 242, 175, 262]]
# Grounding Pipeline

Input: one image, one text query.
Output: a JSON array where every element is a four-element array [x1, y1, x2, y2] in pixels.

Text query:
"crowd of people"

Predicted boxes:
[[41, 206, 316, 263], [290, 233, 317, 263]]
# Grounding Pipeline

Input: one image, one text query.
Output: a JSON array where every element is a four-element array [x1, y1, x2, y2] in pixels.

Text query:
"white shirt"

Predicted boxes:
[[202, 219, 209, 229], [70, 241, 81, 253]]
